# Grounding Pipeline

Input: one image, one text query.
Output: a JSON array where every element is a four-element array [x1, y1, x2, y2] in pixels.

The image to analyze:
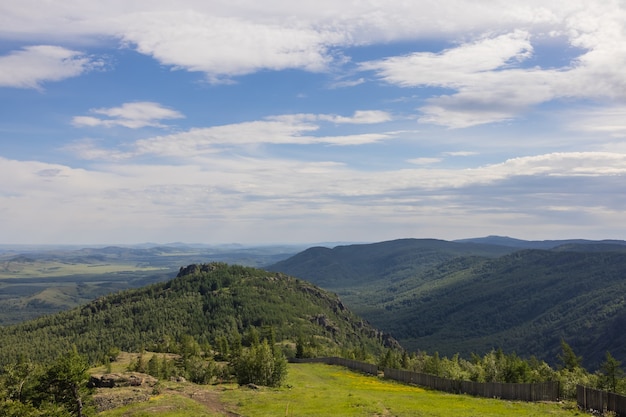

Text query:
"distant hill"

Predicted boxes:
[[268, 238, 516, 289], [455, 235, 626, 250], [0, 263, 396, 365], [268, 238, 626, 370]]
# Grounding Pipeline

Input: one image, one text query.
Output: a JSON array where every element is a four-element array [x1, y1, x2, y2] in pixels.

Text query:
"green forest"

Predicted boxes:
[[0, 263, 394, 366], [269, 239, 626, 369]]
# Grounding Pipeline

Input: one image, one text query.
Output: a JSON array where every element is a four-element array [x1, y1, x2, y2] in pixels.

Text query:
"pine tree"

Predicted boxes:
[[600, 351, 623, 393], [558, 340, 583, 371], [39, 347, 93, 417]]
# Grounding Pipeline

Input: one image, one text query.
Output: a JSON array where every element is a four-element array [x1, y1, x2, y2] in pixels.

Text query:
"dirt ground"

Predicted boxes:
[[166, 385, 242, 416], [92, 373, 241, 416]]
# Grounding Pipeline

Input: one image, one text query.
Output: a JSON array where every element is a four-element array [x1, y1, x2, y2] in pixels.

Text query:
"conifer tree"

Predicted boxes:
[[600, 351, 623, 393]]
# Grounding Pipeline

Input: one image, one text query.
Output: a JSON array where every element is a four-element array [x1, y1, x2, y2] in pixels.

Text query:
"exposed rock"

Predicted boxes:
[[310, 313, 339, 334], [177, 263, 219, 277], [89, 372, 157, 388]]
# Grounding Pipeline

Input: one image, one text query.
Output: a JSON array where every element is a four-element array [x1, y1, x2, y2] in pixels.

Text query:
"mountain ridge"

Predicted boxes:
[[268, 238, 626, 369], [454, 235, 626, 249]]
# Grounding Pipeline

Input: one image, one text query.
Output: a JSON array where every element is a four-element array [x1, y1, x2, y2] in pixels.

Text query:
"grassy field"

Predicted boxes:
[[98, 393, 222, 417], [0, 259, 164, 279], [96, 362, 582, 417]]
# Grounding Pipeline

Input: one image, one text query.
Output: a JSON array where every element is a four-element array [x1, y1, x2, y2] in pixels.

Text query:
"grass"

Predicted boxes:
[[0, 260, 163, 279], [221, 363, 582, 417], [97, 392, 222, 417], [92, 360, 582, 416]]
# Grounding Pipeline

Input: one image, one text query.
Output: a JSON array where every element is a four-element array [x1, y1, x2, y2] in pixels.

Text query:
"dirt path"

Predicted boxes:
[[166, 386, 242, 416]]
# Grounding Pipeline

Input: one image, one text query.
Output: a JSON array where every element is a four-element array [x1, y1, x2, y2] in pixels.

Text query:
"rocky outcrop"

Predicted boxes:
[[88, 372, 157, 388], [177, 263, 220, 277]]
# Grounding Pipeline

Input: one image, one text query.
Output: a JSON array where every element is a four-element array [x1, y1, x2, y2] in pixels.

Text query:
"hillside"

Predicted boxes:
[[268, 238, 515, 288], [0, 263, 396, 365], [455, 235, 626, 250], [268, 239, 626, 369], [0, 244, 300, 325]]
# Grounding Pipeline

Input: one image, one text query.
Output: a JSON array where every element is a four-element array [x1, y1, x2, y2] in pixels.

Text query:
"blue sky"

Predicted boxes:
[[1, 1, 626, 245]]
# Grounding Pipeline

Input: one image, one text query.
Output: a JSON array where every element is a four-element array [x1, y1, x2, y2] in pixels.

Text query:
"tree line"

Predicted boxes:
[[2, 332, 625, 416], [377, 339, 625, 398]]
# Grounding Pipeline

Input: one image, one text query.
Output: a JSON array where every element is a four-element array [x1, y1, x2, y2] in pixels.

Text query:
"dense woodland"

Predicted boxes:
[[269, 239, 626, 369], [0, 263, 393, 365]]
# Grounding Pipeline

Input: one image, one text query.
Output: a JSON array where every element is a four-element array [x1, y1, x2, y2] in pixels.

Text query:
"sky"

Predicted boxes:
[[1, 1, 626, 245]]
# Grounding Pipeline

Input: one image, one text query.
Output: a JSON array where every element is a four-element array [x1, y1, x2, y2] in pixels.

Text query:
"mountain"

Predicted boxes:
[[0, 263, 396, 365], [455, 235, 626, 250], [0, 244, 304, 325], [267, 238, 626, 370], [267, 238, 516, 289]]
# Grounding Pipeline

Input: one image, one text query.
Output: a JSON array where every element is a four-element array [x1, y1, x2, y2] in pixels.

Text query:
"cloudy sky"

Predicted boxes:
[[1, 1, 626, 245]]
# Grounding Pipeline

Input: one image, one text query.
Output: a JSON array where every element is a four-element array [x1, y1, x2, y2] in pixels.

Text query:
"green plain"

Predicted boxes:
[[94, 363, 582, 416], [222, 363, 579, 417]]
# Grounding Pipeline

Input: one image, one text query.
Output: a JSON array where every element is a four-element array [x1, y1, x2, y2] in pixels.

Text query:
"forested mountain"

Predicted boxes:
[[0, 244, 300, 325], [455, 235, 626, 250], [268, 239, 626, 369], [268, 238, 516, 288], [0, 263, 396, 365]]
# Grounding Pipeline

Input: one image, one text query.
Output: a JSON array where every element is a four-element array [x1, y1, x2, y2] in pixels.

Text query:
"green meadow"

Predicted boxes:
[[0, 259, 163, 279], [99, 363, 581, 416]]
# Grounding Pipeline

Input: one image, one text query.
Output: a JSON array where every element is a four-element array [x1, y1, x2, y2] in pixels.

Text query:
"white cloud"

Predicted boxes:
[[360, 31, 534, 88], [72, 102, 184, 129], [355, 2, 626, 128], [114, 10, 346, 82], [268, 110, 392, 125], [3, 150, 626, 243], [1, 1, 624, 96], [69, 111, 395, 160], [360, 32, 564, 128], [0, 1, 585, 83], [443, 151, 478, 157], [329, 78, 366, 88], [321, 110, 393, 124], [567, 105, 626, 138], [4, 1, 626, 243], [0, 45, 102, 89], [471, 152, 626, 180], [407, 157, 442, 165]]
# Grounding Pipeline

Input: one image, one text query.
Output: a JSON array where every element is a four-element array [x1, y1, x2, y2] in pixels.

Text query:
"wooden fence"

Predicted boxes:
[[578, 385, 626, 416], [289, 357, 559, 402], [384, 368, 559, 401]]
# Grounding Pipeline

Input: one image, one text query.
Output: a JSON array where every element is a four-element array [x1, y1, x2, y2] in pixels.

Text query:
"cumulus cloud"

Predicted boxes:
[[356, 2, 626, 128], [113, 10, 347, 82], [2, 1, 625, 98], [72, 102, 184, 129], [0, 1, 584, 83], [0, 45, 102, 89], [360, 32, 562, 128]]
